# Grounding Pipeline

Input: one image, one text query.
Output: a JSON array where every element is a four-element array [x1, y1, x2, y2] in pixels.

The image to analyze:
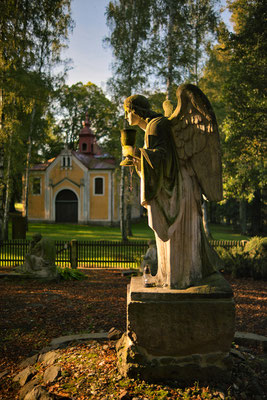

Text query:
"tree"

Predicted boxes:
[[147, 0, 219, 238], [186, 0, 219, 85], [146, 0, 219, 101], [200, 0, 267, 234], [0, 0, 73, 237], [105, 0, 152, 240], [57, 82, 118, 149], [148, 0, 191, 102], [105, 0, 152, 102]]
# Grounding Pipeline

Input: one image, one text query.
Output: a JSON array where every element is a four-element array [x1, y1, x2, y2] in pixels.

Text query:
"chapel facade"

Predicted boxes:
[[24, 113, 122, 225]]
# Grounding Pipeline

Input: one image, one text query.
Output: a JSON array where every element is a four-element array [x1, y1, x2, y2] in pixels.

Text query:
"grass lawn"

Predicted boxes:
[[209, 223, 249, 241], [8, 217, 249, 242]]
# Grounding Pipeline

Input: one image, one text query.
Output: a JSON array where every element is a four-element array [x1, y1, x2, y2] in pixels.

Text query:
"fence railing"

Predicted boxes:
[[0, 239, 149, 268], [0, 239, 247, 268], [209, 240, 247, 250]]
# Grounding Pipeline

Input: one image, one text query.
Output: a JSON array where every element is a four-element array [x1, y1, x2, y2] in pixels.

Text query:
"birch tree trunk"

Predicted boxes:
[[239, 199, 247, 235], [166, 3, 175, 101], [0, 146, 4, 240], [23, 105, 36, 228], [2, 141, 12, 239]]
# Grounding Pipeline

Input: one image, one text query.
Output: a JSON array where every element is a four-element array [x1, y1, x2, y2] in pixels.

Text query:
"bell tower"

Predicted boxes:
[[79, 111, 96, 155]]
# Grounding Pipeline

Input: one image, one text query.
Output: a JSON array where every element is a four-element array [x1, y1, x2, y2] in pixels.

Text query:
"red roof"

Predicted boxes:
[[30, 158, 55, 171], [30, 153, 115, 171], [73, 152, 115, 170]]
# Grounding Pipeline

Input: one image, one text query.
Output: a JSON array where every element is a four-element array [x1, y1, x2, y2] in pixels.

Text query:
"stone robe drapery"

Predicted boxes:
[[138, 116, 217, 289]]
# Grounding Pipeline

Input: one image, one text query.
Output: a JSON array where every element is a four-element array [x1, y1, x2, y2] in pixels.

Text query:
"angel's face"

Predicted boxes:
[[125, 109, 140, 126]]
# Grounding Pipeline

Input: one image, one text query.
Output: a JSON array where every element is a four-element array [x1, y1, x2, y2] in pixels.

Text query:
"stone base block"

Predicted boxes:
[[117, 272, 235, 383]]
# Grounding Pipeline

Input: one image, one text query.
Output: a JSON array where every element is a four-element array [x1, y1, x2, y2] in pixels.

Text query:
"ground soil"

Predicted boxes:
[[0, 269, 266, 399]]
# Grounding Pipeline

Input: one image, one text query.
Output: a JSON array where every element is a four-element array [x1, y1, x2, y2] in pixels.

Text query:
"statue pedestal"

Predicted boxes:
[[117, 273, 235, 383]]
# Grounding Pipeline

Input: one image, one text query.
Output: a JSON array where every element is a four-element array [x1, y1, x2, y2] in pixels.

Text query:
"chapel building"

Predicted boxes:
[[24, 113, 122, 225]]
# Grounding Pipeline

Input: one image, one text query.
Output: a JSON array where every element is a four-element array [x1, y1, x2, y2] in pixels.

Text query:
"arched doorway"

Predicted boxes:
[[55, 190, 78, 223]]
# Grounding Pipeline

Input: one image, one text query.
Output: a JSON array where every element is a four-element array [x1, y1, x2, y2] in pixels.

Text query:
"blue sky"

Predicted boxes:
[[64, 0, 232, 90], [63, 0, 112, 89]]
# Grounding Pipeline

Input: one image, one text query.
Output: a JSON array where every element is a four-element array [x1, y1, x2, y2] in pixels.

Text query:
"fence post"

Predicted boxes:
[[70, 239, 78, 269]]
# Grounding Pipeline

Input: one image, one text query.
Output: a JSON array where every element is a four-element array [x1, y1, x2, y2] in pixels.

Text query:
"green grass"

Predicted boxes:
[[209, 223, 249, 241], [8, 218, 249, 242], [8, 219, 154, 241]]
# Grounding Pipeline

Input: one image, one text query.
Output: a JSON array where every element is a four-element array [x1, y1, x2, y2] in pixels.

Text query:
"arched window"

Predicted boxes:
[[94, 177, 104, 195]]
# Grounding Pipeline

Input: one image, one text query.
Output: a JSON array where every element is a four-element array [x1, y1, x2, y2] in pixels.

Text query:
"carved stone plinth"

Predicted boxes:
[[117, 273, 235, 383]]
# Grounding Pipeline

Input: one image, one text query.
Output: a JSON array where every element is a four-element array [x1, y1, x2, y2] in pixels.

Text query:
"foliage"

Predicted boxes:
[[104, 0, 152, 102], [201, 0, 267, 203], [244, 236, 267, 259], [217, 237, 267, 280], [0, 0, 74, 238], [104, 0, 158, 240], [56, 81, 119, 150], [200, 0, 267, 235], [148, 0, 219, 99], [56, 266, 88, 280]]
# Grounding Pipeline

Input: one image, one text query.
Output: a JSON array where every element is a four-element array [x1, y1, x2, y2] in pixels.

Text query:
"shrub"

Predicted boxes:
[[216, 237, 267, 280], [244, 236, 267, 257], [57, 267, 88, 280]]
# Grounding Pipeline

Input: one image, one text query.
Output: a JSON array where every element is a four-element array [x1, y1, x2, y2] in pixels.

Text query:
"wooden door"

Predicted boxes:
[[55, 190, 78, 223]]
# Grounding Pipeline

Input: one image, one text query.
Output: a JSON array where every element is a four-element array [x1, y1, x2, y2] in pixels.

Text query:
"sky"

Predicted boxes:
[[64, 0, 232, 91], [63, 0, 112, 90]]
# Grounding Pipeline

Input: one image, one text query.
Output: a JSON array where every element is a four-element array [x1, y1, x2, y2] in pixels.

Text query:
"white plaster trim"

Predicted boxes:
[[108, 170, 112, 222], [83, 169, 89, 221], [52, 177, 80, 189], [45, 171, 50, 220]]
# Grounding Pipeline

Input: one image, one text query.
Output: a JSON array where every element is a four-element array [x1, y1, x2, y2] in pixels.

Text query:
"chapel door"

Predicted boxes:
[[55, 190, 78, 223]]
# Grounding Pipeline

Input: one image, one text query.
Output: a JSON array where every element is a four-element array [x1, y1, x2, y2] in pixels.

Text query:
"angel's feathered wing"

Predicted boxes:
[[169, 84, 223, 202]]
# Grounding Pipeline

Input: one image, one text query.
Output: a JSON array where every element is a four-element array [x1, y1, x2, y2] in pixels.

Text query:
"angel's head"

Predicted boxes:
[[124, 95, 159, 127]]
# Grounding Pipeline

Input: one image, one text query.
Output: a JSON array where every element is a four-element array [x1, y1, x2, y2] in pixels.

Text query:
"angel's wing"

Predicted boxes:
[[169, 84, 223, 202]]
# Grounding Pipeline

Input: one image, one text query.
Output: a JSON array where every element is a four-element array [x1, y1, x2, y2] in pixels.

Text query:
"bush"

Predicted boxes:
[[244, 236, 267, 257], [57, 267, 88, 280], [216, 237, 267, 280]]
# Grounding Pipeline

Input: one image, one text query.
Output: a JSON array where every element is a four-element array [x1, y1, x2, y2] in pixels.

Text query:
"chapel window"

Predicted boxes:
[[94, 177, 104, 195], [32, 177, 41, 195]]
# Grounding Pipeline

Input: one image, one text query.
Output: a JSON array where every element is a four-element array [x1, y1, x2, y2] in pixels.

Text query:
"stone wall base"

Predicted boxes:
[[117, 333, 232, 383]]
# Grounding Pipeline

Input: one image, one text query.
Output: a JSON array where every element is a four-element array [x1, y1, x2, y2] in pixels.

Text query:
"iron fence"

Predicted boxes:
[[76, 240, 148, 269], [0, 239, 247, 268]]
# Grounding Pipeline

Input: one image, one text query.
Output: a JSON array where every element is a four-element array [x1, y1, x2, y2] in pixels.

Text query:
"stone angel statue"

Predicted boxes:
[[123, 84, 223, 289]]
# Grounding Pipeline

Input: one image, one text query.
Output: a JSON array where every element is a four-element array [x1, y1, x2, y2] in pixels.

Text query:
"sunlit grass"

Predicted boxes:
[[7, 218, 154, 241], [25, 220, 154, 241], [9, 206, 249, 242], [209, 224, 249, 241]]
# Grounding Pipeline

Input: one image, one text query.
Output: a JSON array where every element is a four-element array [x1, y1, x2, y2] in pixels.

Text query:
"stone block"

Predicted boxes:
[[117, 273, 235, 383]]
